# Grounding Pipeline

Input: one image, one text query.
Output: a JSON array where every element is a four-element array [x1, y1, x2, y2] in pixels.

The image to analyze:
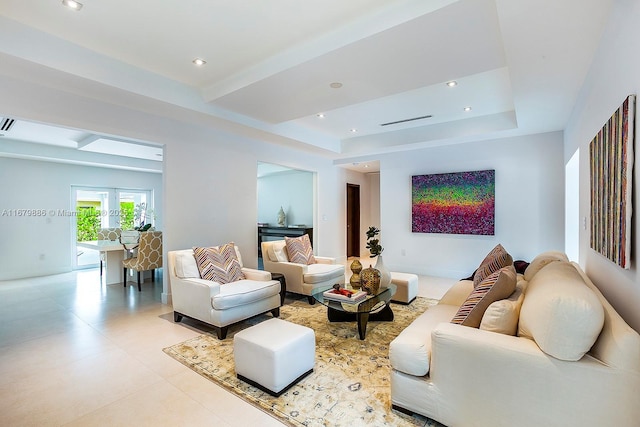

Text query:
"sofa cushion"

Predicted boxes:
[[173, 249, 201, 279], [285, 234, 316, 265], [473, 244, 514, 288], [438, 280, 474, 306], [193, 243, 246, 284], [389, 304, 460, 376], [518, 261, 604, 361], [480, 280, 527, 335], [452, 265, 517, 328], [302, 263, 344, 284], [211, 279, 281, 310], [523, 250, 568, 281]]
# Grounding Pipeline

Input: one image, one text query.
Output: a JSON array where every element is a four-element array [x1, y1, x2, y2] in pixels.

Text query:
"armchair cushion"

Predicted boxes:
[[211, 279, 281, 310], [302, 263, 345, 284], [194, 243, 245, 284], [174, 250, 201, 278], [452, 264, 517, 327], [268, 240, 289, 262], [285, 234, 316, 265]]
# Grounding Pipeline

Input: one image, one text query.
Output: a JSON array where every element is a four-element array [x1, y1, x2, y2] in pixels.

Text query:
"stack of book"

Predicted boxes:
[[322, 288, 367, 303]]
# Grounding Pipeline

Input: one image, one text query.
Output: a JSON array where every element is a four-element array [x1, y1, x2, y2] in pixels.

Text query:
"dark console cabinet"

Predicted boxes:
[[258, 226, 313, 258]]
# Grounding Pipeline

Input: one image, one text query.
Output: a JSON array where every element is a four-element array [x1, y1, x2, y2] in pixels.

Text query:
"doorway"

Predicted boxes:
[[257, 162, 316, 267], [72, 186, 153, 270], [346, 183, 360, 257]]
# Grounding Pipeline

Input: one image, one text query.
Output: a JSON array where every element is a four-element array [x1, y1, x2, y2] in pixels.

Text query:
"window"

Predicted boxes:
[[73, 186, 153, 269]]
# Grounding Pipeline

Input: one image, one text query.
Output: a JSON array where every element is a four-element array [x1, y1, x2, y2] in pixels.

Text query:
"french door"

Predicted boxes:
[[72, 186, 152, 269]]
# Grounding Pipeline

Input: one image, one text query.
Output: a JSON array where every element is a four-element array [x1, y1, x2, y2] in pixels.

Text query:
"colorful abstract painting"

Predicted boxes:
[[590, 94, 635, 269], [412, 170, 495, 235]]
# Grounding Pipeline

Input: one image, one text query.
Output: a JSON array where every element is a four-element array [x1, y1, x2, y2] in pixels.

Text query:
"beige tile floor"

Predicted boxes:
[[0, 264, 456, 427]]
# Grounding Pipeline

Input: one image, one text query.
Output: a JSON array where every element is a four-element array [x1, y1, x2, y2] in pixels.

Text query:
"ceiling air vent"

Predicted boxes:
[[0, 117, 16, 132], [380, 115, 432, 127]]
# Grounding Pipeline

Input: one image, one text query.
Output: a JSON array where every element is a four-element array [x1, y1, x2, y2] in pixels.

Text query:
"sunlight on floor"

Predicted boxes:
[[0, 266, 455, 426]]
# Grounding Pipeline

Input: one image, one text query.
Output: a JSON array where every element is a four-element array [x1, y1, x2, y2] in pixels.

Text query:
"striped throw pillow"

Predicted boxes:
[[193, 243, 245, 284], [285, 234, 316, 265], [452, 265, 517, 328], [473, 244, 513, 288]]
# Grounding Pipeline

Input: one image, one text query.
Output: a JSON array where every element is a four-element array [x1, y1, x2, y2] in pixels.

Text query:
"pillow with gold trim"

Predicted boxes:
[[193, 243, 245, 284], [285, 234, 316, 265]]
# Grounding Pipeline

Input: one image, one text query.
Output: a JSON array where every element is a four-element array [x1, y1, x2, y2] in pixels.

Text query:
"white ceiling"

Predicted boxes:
[[0, 0, 614, 171]]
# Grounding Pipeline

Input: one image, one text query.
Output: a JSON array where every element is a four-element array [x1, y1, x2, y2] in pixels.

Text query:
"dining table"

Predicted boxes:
[[77, 240, 138, 285]]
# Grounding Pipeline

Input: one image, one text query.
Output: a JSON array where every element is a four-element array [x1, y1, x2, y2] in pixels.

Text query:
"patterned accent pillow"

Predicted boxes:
[[285, 234, 316, 265], [473, 244, 513, 288], [193, 243, 245, 284], [451, 265, 517, 328]]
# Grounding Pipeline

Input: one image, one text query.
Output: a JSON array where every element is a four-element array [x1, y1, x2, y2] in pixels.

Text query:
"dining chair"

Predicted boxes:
[[123, 231, 163, 291]]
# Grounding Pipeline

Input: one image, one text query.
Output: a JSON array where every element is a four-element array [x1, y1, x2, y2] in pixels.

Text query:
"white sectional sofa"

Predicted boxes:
[[389, 251, 640, 427]]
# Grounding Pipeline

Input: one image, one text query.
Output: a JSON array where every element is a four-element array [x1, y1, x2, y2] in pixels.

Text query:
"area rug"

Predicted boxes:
[[163, 297, 444, 427]]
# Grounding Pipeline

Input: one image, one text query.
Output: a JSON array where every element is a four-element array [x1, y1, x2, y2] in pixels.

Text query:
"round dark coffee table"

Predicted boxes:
[[312, 284, 397, 340]]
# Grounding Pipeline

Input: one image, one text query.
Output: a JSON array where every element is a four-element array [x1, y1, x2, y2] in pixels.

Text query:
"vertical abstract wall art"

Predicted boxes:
[[412, 169, 495, 235], [590, 94, 635, 269]]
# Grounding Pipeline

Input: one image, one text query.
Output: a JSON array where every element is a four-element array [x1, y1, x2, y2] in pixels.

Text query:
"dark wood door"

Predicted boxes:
[[346, 184, 360, 257]]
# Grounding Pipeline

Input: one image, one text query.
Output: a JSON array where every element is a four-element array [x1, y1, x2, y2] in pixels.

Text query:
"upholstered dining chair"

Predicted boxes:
[[122, 231, 162, 291], [97, 227, 122, 278]]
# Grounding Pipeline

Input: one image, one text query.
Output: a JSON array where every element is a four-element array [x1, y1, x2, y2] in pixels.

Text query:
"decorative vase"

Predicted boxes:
[[277, 206, 286, 226], [360, 264, 381, 295], [349, 259, 363, 289], [375, 255, 392, 288]]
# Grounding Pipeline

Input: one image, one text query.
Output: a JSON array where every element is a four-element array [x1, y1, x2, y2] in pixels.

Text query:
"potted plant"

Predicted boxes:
[[361, 226, 391, 293], [133, 203, 155, 231], [365, 226, 384, 257]]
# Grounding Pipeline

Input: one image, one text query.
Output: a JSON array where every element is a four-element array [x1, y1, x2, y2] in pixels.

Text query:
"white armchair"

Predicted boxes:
[[168, 246, 281, 339], [261, 239, 345, 304]]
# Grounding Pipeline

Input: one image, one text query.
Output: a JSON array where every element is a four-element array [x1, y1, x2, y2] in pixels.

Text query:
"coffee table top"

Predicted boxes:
[[312, 284, 397, 315]]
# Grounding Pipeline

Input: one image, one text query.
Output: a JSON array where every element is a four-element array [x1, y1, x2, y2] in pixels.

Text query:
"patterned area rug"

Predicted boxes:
[[163, 297, 444, 427]]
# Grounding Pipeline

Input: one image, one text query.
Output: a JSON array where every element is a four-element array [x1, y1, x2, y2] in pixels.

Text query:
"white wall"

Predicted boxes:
[[0, 60, 348, 303], [564, 0, 640, 332], [565, 148, 580, 262], [378, 132, 565, 279], [0, 57, 566, 301], [258, 170, 314, 227], [0, 157, 162, 280]]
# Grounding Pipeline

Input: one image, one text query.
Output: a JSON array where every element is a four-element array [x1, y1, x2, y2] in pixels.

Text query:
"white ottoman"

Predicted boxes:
[[390, 272, 418, 304], [233, 318, 315, 396]]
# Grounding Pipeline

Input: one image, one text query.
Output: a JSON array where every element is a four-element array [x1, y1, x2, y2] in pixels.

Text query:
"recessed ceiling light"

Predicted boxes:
[[446, 80, 457, 87], [350, 128, 357, 133], [192, 58, 207, 66], [330, 82, 343, 89], [364, 164, 370, 168], [464, 106, 472, 112], [316, 113, 325, 118], [62, 0, 83, 10]]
